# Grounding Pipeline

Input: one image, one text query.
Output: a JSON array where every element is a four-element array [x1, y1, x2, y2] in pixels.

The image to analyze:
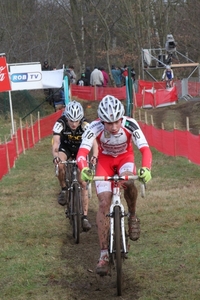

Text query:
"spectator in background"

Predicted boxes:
[[77, 73, 89, 86], [42, 60, 53, 71], [42, 60, 54, 105], [99, 66, 109, 87], [162, 65, 174, 88], [90, 67, 104, 87], [122, 65, 128, 76], [85, 67, 91, 86], [122, 65, 128, 86], [121, 65, 136, 85], [111, 65, 122, 87], [53, 87, 65, 112], [66, 65, 76, 84], [64, 68, 71, 86], [131, 68, 136, 82]]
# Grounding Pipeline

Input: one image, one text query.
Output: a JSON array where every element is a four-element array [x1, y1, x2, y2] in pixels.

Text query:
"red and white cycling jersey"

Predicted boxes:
[[77, 116, 152, 171]]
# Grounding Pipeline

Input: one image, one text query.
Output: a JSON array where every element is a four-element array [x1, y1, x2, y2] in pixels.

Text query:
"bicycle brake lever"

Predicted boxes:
[[141, 183, 146, 198]]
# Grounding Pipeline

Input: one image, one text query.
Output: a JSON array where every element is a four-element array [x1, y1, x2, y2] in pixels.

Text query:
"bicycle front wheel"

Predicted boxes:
[[114, 206, 122, 296], [72, 184, 81, 244]]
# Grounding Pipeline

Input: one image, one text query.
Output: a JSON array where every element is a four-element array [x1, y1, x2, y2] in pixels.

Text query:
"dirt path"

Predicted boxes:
[[51, 188, 140, 300]]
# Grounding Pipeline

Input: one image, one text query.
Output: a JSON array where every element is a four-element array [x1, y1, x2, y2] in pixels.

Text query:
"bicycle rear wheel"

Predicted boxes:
[[72, 184, 81, 244], [65, 164, 72, 207], [114, 206, 122, 296]]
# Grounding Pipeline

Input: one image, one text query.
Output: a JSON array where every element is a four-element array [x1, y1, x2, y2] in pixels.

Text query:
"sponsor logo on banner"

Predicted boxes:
[[0, 57, 11, 92], [11, 72, 42, 82], [0, 66, 6, 81]]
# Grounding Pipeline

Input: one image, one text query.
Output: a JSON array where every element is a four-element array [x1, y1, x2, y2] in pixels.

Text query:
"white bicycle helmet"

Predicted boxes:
[[97, 95, 125, 122], [166, 65, 171, 70], [64, 100, 84, 121]]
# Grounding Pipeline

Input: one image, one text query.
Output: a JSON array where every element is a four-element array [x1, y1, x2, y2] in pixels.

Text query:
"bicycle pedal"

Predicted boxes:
[[98, 268, 112, 277], [124, 253, 128, 259], [65, 210, 69, 218]]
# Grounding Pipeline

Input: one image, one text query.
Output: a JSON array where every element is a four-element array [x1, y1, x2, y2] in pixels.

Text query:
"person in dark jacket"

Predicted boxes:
[[53, 88, 65, 111], [42, 60, 53, 104], [77, 73, 89, 86], [85, 67, 91, 86]]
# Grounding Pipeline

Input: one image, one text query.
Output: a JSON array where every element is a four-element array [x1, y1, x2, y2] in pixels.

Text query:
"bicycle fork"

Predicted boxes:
[[69, 182, 83, 216], [109, 187, 127, 254]]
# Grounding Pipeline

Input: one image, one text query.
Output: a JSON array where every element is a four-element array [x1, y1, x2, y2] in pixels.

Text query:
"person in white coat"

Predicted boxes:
[[90, 67, 104, 86]]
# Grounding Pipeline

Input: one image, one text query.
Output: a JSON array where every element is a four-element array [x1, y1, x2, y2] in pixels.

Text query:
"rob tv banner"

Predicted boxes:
[[10, 64, 43, 91]]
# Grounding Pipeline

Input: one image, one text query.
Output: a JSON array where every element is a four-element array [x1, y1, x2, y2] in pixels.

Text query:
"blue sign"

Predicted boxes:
[[11, 72, 42, 82]]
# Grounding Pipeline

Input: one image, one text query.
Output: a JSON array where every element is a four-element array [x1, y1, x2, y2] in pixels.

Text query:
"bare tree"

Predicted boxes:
[[0, 0, 199, 79]]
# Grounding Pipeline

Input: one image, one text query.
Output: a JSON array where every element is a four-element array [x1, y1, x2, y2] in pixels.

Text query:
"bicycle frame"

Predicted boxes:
[[55, 156, 94, 243], [109, 180, 127, 254], [93, 174, 143, 296], [94, 174, 139, 255], [66, 160, 83, 216], [66, 160, 81, 187], [57, 160, 83, 243]]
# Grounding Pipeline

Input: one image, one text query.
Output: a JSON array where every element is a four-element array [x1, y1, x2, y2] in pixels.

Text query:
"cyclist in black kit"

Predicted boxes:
[[52, 100, 98, 231]]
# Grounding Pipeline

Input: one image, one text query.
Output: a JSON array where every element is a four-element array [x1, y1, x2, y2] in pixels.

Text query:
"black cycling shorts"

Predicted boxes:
[[59, 145, 77, 160]]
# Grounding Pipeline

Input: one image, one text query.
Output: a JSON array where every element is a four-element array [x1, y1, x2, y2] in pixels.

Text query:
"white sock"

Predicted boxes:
[[100, 249, 108, 259]]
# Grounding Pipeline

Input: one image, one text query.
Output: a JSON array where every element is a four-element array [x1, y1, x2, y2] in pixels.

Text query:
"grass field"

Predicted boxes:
[[0, 135, 200, 300]]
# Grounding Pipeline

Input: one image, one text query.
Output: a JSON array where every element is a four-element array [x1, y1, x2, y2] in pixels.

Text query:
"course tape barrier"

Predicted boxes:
[[139, 122, 200, 166], [0, 110, 62, 180], [71, 81, 178, 108]]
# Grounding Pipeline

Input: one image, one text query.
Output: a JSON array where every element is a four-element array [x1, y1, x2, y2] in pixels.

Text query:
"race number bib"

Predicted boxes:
[[53, 122, 63, 134]]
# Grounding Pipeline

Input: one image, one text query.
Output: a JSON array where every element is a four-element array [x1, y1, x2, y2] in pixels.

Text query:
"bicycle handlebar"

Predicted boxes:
[[55, 164, 145, 197], [55, 160, 77, 177], [93, 174, 146, 198], [59, 160, 77, 164], [93, 174, 138, 181]]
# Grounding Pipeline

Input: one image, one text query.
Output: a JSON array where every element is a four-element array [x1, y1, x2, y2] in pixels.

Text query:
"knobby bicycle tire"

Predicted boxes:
[[66, 165, 72, 225], [65, 164, 72, 205], [114, 206, 122, 296], [72, 184, 81, 244]]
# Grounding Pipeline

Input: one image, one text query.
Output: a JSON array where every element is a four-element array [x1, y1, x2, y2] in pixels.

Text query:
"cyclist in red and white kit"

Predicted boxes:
[[76, 95, 152, 275]]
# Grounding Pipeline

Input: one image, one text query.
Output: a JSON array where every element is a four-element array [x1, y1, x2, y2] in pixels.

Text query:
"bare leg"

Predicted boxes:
[[122, 177, 140, 241], [119, 170, 138, 214], [57, 152, 68, 206], [81, 181, 89, 216], [95, 191, 112, 275], [79, 177, 91, 231], [96, 191, 112, 249], [58, 152, 67, 188], [123, 179, 138, 215]]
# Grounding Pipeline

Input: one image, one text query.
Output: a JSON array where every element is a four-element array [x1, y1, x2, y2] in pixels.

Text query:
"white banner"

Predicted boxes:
[[10, 64, 43, 91], [42, 69, 64, 88], [9, 64, 64, 91]]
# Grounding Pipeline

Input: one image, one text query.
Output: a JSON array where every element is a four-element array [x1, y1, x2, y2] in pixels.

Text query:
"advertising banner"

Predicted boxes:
[[9, 64, 63, 91], [10, 64, 43, 91], [0, 57, 11, 92], [42, 69, 64, 89]]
